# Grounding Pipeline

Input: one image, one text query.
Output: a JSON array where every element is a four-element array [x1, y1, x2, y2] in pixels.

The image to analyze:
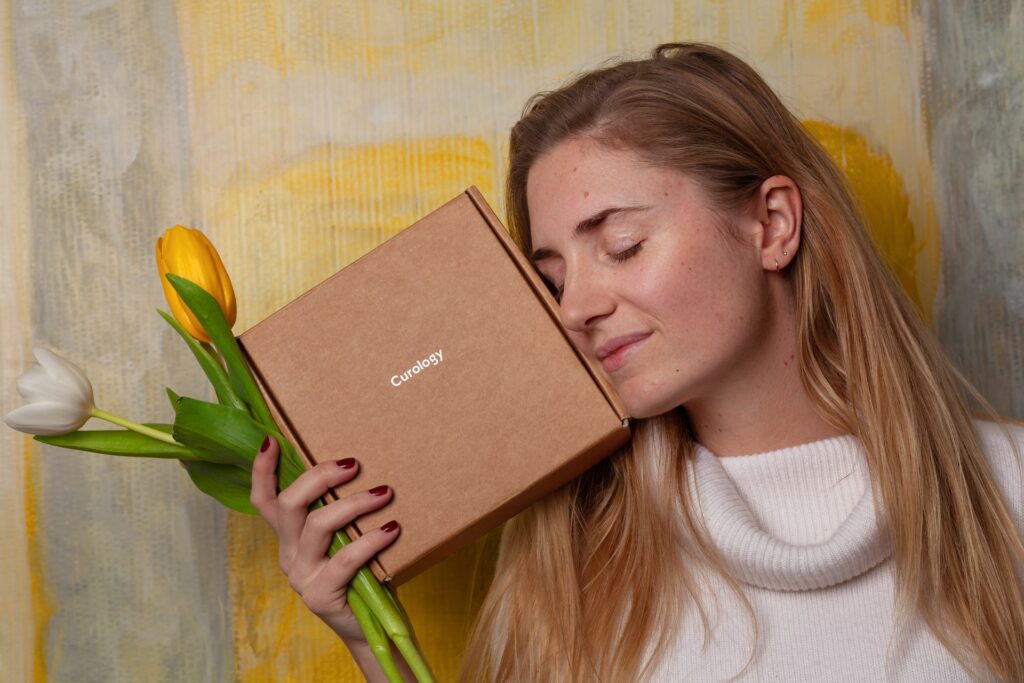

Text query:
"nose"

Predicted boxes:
[[557, 265, 615, 333]]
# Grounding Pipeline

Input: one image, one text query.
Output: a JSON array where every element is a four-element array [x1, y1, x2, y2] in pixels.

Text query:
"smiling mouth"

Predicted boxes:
[[599, 333, 652, 372]]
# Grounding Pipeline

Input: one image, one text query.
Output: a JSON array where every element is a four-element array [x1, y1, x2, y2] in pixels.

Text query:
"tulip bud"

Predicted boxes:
[[5, 346, 96, 435], [155, 225, 237, 343]]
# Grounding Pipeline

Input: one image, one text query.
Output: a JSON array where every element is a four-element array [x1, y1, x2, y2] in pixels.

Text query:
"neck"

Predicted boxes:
[[685, 284, 848, 457]]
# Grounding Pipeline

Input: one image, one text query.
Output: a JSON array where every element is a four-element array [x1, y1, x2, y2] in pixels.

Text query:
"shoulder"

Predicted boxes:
[[971, 417, 1024, 533]]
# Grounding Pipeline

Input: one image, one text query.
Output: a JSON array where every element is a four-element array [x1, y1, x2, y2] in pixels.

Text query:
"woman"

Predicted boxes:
[[250, 43, 1024, 681]]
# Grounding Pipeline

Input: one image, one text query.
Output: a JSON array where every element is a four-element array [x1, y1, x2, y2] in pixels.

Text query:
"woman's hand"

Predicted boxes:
[[249, 435, 401, 643]]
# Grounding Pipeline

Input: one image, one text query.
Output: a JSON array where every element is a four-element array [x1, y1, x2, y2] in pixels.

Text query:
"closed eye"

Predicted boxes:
[[543, 241, 644, 303], [609, 241, 643, 263]]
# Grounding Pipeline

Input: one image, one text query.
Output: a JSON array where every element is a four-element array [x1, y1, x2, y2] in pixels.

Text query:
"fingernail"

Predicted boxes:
[[369, 485, 389, 496], [380, 520, 399, 533], [259, 436, 272, 453], [336, 457, 356, 469]]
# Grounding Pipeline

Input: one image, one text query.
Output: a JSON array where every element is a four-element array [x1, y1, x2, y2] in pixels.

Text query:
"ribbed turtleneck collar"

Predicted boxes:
[[688, 435, 892, 591]]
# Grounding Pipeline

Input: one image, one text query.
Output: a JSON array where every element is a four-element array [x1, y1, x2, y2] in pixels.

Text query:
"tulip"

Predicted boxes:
[[5, 346, 95, 435], [155, 225, 236, 343], [5, 346, 178, 446]]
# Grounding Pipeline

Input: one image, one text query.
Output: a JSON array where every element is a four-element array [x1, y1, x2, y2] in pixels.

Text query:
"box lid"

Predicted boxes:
[[238, 187, 631, 585]]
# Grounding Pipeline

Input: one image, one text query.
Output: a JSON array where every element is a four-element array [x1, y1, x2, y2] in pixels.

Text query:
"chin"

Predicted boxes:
[[615, 382, 681, 420]]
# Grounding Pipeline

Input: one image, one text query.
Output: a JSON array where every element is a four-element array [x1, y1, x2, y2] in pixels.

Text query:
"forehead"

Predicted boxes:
[[526, 138, 638, 207], [525, 138, 687, 244]]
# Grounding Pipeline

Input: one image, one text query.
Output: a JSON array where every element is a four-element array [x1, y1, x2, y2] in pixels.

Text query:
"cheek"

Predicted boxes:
[[651, 238, 763, 346]]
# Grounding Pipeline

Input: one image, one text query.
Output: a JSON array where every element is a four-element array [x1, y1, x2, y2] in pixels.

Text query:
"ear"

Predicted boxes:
[[750, 175, 801, 272]]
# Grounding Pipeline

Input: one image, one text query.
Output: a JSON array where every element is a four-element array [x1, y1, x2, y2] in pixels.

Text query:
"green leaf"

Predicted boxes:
[[165, 387, 181, 412], [173, 396, 269, 467], [164, 274, 275, 426], [164, 275, 310, 500], [35, 426, 198, 460], [181, 460, 258, 515], [157, 308, 249, 413], [199, 341, 222, 367]]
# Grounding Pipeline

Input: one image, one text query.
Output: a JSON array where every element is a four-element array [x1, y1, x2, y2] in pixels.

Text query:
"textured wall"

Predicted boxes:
[[0, 1, 1019, 681]]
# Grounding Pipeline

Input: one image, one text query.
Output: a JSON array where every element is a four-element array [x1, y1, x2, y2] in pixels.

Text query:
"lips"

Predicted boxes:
[[596, 332, 653, 361]]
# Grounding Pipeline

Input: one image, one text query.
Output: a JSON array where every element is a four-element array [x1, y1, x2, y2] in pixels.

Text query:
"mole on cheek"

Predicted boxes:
[[583, 191, 589, 198]]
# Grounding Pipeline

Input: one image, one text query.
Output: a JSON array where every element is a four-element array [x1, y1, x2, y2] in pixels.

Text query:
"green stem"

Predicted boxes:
[[91, 407, 179, 445], [349, 587, 405, 683]]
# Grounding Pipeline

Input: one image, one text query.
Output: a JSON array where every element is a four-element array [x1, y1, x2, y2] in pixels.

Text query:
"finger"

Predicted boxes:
[[250, 435, 280, 530], [307, 518, 401, 600], [292, 485, 394, 579], [277, 458, 360, 565]]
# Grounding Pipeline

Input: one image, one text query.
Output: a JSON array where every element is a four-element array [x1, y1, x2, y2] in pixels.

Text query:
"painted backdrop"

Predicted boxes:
[[1, 1, 1021, 681]]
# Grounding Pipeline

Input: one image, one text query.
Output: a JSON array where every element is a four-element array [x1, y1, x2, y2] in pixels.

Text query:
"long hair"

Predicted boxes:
[[459, 42, 1024, 682]]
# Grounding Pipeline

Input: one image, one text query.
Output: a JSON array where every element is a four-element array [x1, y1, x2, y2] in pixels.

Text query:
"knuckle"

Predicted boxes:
[[250, 490, 270, 511], [306, 506, 333, 534], [317, 462, 344, 486], [332, 547, 359, 577], [277, 488, 303, 512]]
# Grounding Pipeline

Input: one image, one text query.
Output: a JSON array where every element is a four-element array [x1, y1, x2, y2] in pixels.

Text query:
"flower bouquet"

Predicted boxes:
[[5, 226, 435, 683]]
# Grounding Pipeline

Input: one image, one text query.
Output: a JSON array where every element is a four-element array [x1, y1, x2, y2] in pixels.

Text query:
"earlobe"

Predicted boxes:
[[773, 248, 790, 272]]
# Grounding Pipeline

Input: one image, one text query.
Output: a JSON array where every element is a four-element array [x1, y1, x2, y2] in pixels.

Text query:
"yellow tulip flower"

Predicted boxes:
[[155, 225, 237, 342]]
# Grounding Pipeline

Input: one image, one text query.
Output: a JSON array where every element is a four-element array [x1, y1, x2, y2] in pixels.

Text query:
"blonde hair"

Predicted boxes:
[[459, 42, 1024, 682]]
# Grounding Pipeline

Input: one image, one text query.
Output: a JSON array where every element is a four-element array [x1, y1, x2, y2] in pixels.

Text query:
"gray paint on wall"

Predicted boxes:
[[10, 1, 232, 680], [921, 0, 1024, 418]]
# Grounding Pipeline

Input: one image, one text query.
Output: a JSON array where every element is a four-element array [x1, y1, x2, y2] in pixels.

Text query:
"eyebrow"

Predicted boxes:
[[529, 205, 649, 263]]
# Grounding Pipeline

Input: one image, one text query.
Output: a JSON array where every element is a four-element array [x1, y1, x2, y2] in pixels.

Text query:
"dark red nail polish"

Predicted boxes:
[[369, 485, 390, 496], [259, 436, 272, 453], [336, 457, 356, 469], [380, 520, 399, 533]]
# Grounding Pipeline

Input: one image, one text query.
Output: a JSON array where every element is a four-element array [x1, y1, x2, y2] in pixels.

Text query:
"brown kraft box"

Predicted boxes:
[[237, 186, 632, 586]]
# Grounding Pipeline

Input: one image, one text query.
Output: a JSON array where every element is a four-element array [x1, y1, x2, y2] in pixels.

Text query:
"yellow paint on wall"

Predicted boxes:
[[805, 0, 911, 39], [175, 0, 593, 96], [175, 0, 297, 98], [803, 119, 936, 322], [23, 445, 55, 683], [212, 135, 496, 328]]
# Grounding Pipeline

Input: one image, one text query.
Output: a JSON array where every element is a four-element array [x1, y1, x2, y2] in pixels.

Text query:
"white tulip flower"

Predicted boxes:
[[5, 346, 96, 435]]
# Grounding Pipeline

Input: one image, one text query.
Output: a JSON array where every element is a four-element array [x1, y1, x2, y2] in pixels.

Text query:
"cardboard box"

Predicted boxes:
[[238, 187, 631, 586]]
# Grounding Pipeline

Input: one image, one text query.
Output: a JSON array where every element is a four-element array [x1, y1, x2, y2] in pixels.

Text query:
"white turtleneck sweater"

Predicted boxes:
[[648, 418, 1024, 682]]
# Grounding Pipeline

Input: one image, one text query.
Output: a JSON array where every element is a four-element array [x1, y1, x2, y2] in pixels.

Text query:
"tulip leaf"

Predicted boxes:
[[165, 387, 181, 412], [173, 396, 268, 468], [164, 275, 312, 497], [164, 274, 275, 427], [181, 460, 258, 515], [199, 341, 222, 368], [157, 308, 248, 413], [35, 425, 199, 460]]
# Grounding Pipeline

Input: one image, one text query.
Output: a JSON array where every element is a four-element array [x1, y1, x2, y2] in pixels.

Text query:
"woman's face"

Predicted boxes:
[[526, 137, 775, 419]]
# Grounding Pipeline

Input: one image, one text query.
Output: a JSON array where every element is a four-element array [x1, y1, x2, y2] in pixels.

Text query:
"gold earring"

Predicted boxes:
[[774, 258, 780, 271]]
